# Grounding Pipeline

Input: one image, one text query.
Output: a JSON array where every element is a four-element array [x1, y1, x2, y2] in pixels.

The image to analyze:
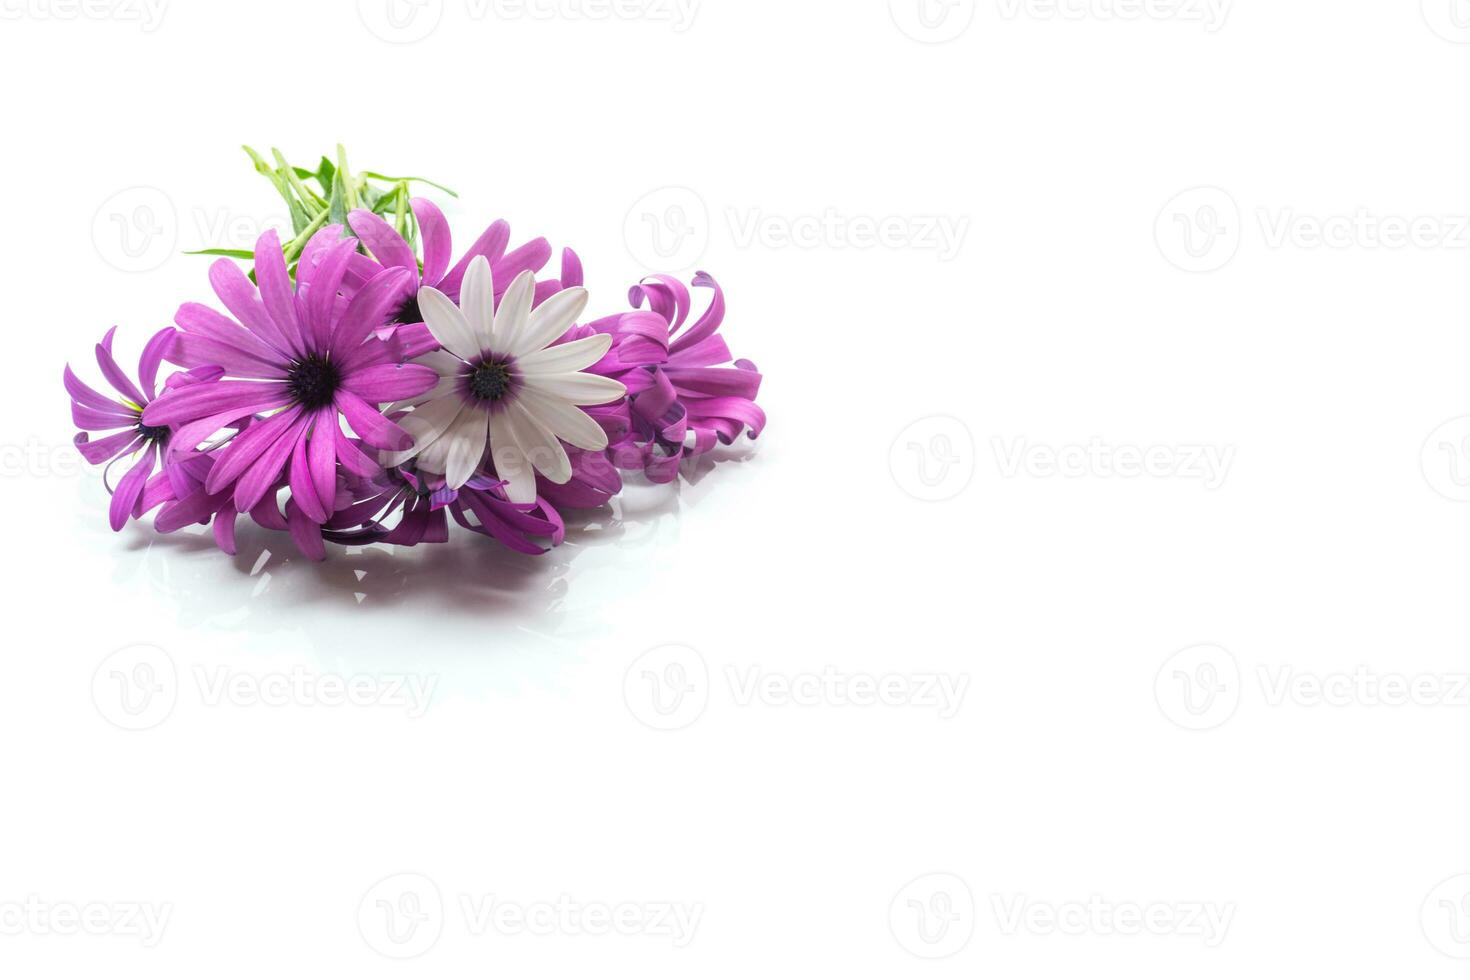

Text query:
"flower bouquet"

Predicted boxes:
[[65, 147, 765, 560]]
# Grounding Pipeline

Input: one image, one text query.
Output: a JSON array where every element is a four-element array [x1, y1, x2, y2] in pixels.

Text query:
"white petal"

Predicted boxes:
[[382, 397, 465, 468], [507, 286, 589, 357], [459, 255, 495, 351], [523, 371, 626, 407], [442, 405, 489, 489], [507, 401, 571, 484], [487, 410, 536, 504], [491, 270, 535, 355], [417, 285, 481, 361], [517, 388, 609, 451], [417, 349, 465, 377], [516, 333, 612, 376]]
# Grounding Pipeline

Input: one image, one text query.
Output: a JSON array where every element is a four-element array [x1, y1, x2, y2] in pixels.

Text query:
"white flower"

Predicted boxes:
[[385, 255, 625, 502]]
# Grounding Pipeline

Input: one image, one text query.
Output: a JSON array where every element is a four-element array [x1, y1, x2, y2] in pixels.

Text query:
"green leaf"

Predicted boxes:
[[360, 171, 459, 198], [184, 248, 256, 259]]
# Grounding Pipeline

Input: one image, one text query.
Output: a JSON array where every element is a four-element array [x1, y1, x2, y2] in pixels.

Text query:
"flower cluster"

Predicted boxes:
[[66, 147, 765, 560]]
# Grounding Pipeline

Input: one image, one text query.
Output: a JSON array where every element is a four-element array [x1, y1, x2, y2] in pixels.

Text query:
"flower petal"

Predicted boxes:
[[412, 197, 452, 285], [417, 285, 481, 360], [492, 270, 535, 355], [253, 230, 307, 359], [442, 404, 489, 489], [515, 334, 613, 376], [95, 331, 147, 408], [521, 372, 626, 407], [143, 381, 289, 427], [340, 362, 438, 403], [205, 406, 303, 494], [506, 400, 571, 485], [335, 389, 414, 452], [382, 396, 464, 468], [516, 388, 610, 451], [232, 413, 307, 515], [486, 411, 536, 504], [460, 255, 496, 351], [348, 209, 417, 273], [109, 444, 156, 531], [507, 286, 588, 357]]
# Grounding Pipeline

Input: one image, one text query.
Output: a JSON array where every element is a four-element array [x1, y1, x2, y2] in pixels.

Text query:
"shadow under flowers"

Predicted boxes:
[[105, 475, 691, 636]]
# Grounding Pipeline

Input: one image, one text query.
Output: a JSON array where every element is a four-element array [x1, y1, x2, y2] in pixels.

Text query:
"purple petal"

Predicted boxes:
[[63, 363, 119, 413], [309, 407, 338, 520], [348, 209, 417, 273], [412, 197, 452, 286], [213, 502, 238, 554], [205, 406, 303, 495], [208, 257, 294, 356], [339, 363, 438, 403], [332, 267, 414, 355], [73, 402, 135, 431], [95, 331, 147, 407], [109, 444, 156, 531], [253, 229, 308, 359], [289, 430, 328, 524], [231, 412, 308, 514], [143, 381, 289, 427], [75, 429, 141, 465], [286, 498, 327, 561], [439, 219, 510, 297], [137, 327, 177, 401], [335, 389, 413, 451]]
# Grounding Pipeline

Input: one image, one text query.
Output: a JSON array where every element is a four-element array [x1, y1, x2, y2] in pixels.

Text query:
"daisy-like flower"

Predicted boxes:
[[144, 229, 439, 524], [387, 255, 627, 502], [65, 325, 222, 531]]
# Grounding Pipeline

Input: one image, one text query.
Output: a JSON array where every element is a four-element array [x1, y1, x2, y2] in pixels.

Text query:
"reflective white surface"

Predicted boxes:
[[7, 2, 1470, 977]]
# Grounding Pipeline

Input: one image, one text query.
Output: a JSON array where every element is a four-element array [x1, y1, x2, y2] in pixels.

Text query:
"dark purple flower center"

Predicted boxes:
[[136, 422, 170, 444], [288, 354, 342, 410], [468, 360, 513, 402], [391, 292, 423, 325]]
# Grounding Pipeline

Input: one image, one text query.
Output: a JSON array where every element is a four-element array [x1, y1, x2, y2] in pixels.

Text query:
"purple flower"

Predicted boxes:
[[65, 325, 224, 531], [324, 464, 565, 555], [592, 272, 765, 482], [144, 229, 439, 524]]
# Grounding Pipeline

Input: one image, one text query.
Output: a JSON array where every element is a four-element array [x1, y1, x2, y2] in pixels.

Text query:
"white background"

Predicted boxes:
[[4, 0, 1470, 975]]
